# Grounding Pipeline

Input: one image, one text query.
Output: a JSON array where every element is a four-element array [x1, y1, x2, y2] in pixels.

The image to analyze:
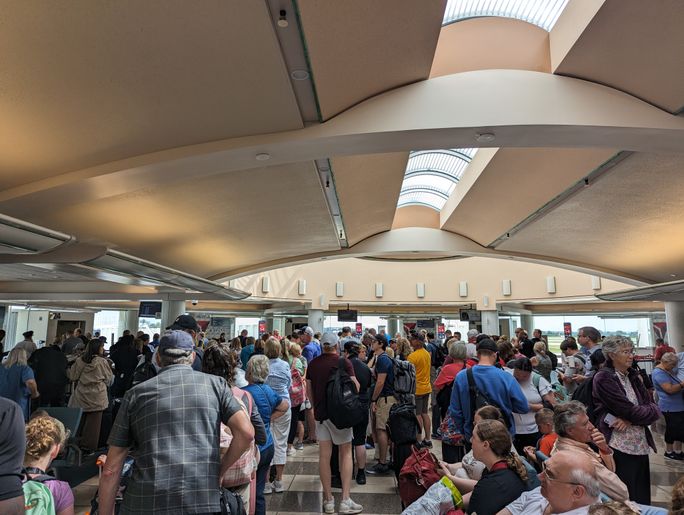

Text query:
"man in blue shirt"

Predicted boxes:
[[301, 326, 321, 364], [367, 336, 394, 475], [450, 338, 528, 443]]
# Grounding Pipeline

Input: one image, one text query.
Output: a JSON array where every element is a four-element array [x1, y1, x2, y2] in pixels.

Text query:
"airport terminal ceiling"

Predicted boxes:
[[0, 0, 683, 314]]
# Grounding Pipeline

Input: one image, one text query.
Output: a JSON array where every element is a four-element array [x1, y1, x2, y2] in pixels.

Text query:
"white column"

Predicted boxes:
[[118, 309, 140, 335], [161, 300, 186, 332], [521, 314, 534, 333], [665, 301, 684, 352], [387, 316, 401, 338], [481, 311, 499, 336], [307, 309, 325, 334]]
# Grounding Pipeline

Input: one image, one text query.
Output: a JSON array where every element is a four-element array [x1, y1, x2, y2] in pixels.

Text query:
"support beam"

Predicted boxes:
[[481, 311, 499, 336], [161, 300, 186, 333], [665, 302, 684, 352], [307, 309, 325, 335]]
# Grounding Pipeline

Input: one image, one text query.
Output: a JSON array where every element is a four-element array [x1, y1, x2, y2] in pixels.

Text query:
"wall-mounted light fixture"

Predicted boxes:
[[459, 281, 468, 297], [298, 279, 307, 295], [336, 282, 344, 297], [375, 282, 384, 298], [416, 283, 425, 298], [261, 276, 270, 294], [502, 279, 511, 296], [546, 276, 556, 294]]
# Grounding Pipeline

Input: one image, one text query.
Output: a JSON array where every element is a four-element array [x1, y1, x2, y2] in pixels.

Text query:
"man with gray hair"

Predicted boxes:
[[99, 330, 254, 515], [465, 329, 478, 359], [551, 401, 629, 501], [497, 451, 600, 515], [306, 332, 362, 514]]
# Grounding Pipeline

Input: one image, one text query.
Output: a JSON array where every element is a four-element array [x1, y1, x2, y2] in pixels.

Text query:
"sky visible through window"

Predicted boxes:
[[443, 0, 570, 31]]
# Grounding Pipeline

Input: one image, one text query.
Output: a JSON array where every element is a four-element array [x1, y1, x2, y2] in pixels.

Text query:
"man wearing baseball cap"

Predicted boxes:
[[449, 337, 528, 446], [99, 330, 254, 515], [166, 314, 204, 371], [300, 326, 321, 364]]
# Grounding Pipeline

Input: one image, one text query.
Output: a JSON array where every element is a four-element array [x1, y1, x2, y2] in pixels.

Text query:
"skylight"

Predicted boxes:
[[397, 149, 477, 211], [443, 0, 570, 31]]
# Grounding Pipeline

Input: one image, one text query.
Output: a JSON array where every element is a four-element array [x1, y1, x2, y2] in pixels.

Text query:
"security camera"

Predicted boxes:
[[191, 300, 199, 306]]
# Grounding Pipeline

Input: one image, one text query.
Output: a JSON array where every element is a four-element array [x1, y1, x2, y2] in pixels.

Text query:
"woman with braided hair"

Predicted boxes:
[[440, 418, 528, 514]]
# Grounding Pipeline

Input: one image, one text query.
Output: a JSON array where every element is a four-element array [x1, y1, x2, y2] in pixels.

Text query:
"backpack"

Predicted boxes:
[[436, 381, 453, 417], [398, 445, 442, 507], [288, 359, 306, 407], [386, 402, 420, 445], [531, 373, 554, 410], [392, 357, 416, 404], [23, 474, 56, 515], [326, 357, 363, 429], [466, 367, 511, 429], [433, 343, 448, 369], [132, 359, 157, 386], [571, 375, 597, 423]]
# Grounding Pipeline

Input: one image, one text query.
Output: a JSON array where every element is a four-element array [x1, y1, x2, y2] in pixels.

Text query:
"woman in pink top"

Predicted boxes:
[[24, 415, 75, 515]]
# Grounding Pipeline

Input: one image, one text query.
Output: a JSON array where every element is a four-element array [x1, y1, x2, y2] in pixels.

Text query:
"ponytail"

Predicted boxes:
[[505, 451, 528, 483]]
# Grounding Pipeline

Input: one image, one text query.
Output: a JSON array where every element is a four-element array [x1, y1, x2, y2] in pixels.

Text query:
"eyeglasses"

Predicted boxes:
[[541, 462, 581, 485]]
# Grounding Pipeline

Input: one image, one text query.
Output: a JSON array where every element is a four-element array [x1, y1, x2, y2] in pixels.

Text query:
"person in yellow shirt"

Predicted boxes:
[[408, 333, 433, 448]]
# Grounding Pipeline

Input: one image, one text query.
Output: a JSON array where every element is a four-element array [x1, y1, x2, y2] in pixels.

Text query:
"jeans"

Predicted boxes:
[[255, 444, 275, 515]]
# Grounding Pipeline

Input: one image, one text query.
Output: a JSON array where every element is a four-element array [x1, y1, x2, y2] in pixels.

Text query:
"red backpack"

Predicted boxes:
[[289, 358, 306, 407], [398, 445, 442, 507]]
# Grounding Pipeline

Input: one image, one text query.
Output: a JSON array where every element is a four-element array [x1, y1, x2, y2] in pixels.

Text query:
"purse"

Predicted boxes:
[[439, 412, 464, 446], [220, 487, 246, 515], [220, 388, 259, 488]]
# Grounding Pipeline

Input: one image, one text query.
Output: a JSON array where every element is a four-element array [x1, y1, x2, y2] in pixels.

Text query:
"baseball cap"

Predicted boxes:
[[320, 332, 339, 348], [301, 326, 314, 336], [158, 330, 195, 353], [476, 338, 498, 353], [167, 314, 199, 331]]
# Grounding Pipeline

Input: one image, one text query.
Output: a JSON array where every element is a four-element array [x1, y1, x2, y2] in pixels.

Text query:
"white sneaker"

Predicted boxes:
[[323, 498, 335, 514], [273, 479, 284, 493], [262, 482, 273, 494], [339, 497, 363, 514], [287, 447, 297, 456]]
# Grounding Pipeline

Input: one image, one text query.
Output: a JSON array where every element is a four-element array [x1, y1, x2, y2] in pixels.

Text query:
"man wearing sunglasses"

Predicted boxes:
[[497, 451, 600, 515]]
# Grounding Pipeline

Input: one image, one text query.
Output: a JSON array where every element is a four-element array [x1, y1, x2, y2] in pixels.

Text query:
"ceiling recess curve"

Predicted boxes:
[[443, 0, 570, 31]]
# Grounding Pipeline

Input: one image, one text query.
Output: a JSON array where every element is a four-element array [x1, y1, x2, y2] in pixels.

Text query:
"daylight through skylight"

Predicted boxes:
[[397, 149, 477, 211], [443, 0, 570, 31]]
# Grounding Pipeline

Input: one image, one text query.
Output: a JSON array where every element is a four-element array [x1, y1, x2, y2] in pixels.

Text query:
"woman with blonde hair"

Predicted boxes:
[[395, 337, 412, 361], [441, 419, 528, 514], [263, 337, 291, 494], [531, 340, 552, 381], [0, 347, 39, 420], [24, 415, 75, 515]]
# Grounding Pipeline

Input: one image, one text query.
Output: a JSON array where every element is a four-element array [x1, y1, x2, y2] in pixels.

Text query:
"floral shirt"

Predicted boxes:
[[609, 370, 651, 455]]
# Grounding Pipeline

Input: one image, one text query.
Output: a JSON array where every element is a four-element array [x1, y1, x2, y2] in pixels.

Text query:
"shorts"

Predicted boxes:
[[375, 396, 396, 431], [415, 393, 430, 414], [317, 419, 352, 445], [352, 408, 370, 446]]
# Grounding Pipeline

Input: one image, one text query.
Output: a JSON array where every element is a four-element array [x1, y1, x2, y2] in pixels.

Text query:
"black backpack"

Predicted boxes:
[[436, 380, 453, 417], [386, 402, 419, 445], [571, 375, 596, 423], [326, 357, 363, 429], [466, 367, 511, 428]]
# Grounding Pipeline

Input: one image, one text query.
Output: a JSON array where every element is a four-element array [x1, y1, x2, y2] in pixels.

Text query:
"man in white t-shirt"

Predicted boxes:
[[497, 451, 599, 515]]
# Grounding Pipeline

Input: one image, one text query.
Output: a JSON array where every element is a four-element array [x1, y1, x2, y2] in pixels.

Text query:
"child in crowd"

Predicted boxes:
[[523, 408, 557, 467]]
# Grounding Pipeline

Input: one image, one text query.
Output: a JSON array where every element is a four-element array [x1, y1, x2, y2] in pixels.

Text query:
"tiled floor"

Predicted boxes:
[[73, 426, 684, 514]]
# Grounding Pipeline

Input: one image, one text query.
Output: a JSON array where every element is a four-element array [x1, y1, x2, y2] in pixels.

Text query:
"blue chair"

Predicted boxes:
[[42, 406, 84, 467]]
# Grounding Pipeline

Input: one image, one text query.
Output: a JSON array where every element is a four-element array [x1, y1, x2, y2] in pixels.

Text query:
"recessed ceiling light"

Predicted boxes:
[[255, 153, 271, 161], [291, 70, 310, 81], [475, 132, 496, 143], [277, 10, 289, 28]]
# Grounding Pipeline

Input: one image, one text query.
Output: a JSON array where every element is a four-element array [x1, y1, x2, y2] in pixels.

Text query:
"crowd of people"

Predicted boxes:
[[0, 320, 683, 515]]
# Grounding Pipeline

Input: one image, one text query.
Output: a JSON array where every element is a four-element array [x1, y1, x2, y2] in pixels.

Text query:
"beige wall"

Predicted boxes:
[[234, 257, 634, 311], [431, 18, 550, 77]]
